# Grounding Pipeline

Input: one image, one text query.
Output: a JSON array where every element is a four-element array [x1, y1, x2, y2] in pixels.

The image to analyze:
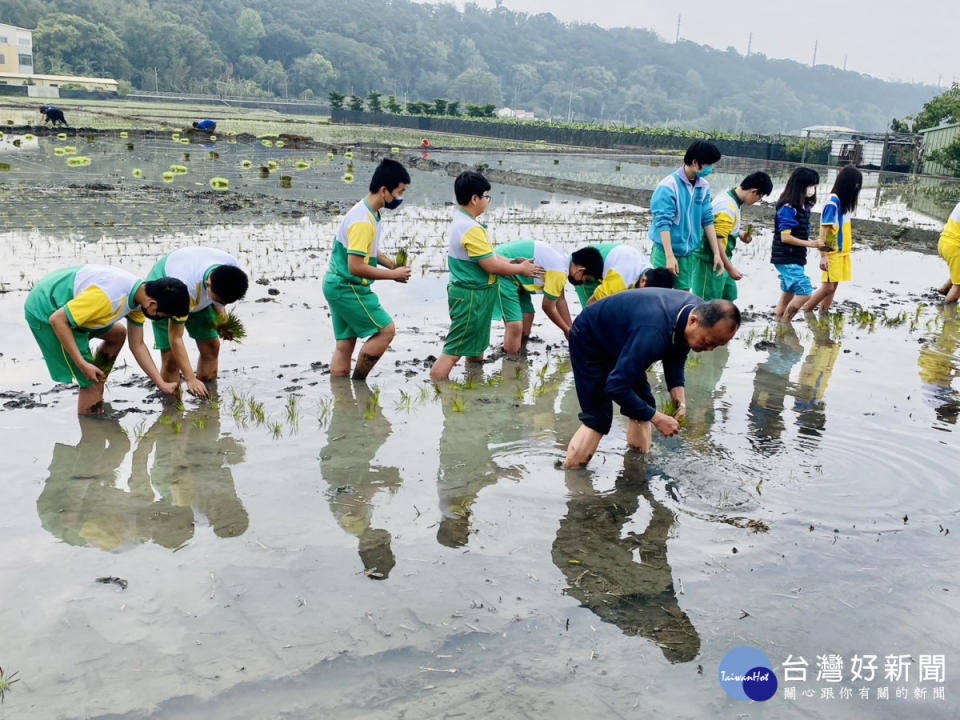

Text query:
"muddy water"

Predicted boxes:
[[1, 138, 959, 719]]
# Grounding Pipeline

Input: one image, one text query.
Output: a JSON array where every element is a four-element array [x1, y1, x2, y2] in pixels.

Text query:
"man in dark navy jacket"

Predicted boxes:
[[564, 288, 740, 468]]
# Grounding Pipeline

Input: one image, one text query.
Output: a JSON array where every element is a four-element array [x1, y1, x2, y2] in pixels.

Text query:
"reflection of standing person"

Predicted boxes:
[[36, 414, 195, 550], [680, 344, 730, 446], [564, 289, 740, 467], [435, 366, 523, 547], [134, 401, 249, 539], [936, 201, 960, 304], [918, 306, 960, 425], [794, 315, 842, 440], [747, 324, 804, 453], [319, 379, 401, 578], [552, 454, 700, 663]]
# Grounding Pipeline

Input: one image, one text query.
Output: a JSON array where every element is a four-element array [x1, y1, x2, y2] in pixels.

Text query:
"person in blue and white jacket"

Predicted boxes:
[[648, 140, 738, 291]]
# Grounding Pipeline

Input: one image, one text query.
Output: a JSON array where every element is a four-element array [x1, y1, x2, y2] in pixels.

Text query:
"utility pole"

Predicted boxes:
[[567, 90, 573, 123], [746, 32, 752, 57], [842, 53, 848, 71], [675, 14, 681, 43], [155, 67, 159, 92], [811, 40, 818, 67]]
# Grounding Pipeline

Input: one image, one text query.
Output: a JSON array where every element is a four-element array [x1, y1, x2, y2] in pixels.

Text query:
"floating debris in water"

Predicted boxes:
[[96, 576, 128, 590]]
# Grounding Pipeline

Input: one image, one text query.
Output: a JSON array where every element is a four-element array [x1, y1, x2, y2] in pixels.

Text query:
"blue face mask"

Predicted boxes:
[[696, 166, 714, 179], [383, 196, 403, 210]]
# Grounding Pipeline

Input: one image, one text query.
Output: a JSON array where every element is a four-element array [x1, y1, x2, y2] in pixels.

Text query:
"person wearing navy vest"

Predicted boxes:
[[564, 288, 740, 468], [771, 167, 826, 321]]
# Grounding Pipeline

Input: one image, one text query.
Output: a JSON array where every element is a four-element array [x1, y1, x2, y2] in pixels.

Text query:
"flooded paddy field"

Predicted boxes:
[[1, 131, 959, 719]]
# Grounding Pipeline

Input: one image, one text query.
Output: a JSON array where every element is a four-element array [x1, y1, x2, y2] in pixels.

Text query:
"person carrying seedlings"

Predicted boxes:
[[649, 140, 732, 291], [492, 240, 603, 355], [771, 167, 825, 321], [146, 246, 249, 399], [40, 105, 68, 127], [564, 289, 740, 468], [24, 265, 189, 415], [192, 120, 216, 132], [803, 165, 863, 314], [937, 201, 960, 303], [691, 171, 773, 301], [575, 243, 676, 308], [430, 171, 542, 380], [323, 158, 412, 380]]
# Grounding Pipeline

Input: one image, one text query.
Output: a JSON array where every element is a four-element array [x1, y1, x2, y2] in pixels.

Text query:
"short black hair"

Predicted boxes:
[[642, 267, 676, 289], [369, 158, 411, 193], [144, 277, 190, 317], [191, 121, 200, 128], [571, 247, 604, 279], [693, 300, 741, 329], [684, 140, 722, 167], [210, 265, 248, 304], [454, 171, 491, 206], [741, 171, 773, 197], [831, 165, 863, 214], [777, 166, 821, 210]]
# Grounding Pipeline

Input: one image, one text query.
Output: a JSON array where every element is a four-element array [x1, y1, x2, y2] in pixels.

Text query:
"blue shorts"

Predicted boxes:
[[774, 264, 813, 296], [569, 324, 655, 435]]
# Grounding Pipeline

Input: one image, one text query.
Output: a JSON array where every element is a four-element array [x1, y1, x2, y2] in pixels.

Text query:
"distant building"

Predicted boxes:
[[919, 123, 960, 176], [801, 125, 919, 172], [0, 72, 119, 93], [0, 22, 33, 74], [496, 107, 535, 121]]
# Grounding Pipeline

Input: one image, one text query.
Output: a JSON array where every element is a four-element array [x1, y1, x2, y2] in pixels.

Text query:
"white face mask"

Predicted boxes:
[[806, 185, 817, 198]]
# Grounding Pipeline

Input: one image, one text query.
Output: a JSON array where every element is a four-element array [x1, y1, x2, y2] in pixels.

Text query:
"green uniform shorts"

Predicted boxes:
[[322, 273, 392, 341], [493, 277, 535, 323], [25, 312, 111, 388], [650, 245, 695, 292], [442, 282, 496, 357], [691, 254, 738, 301]]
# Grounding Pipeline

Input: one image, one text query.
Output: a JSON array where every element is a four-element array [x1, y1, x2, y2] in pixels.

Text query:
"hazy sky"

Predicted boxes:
[[417, 0, 956, 86]]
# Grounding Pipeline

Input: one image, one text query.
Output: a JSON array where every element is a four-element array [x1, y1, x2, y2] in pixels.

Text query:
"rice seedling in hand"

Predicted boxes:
[[215, 311, 246, 342], [394, 248, 408, 267], [659, 398, 688, 428]]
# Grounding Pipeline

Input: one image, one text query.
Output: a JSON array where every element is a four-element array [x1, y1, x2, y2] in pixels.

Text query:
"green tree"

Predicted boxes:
[[348, 94, 365, 112], [907, 83, 960, 132], [447, 101, 461, 117], [255, 60, 287, 96], [385, 95, 402, 113], [450, 69, 504, 106], [34, 13, 131, 78], [328, 91, 345, 110], [291, 53, 337, 95], [433, 98, 448, 116], [236, 8, 267, 56], [367, 91, 383, 113], [928, 140, 960, 176]]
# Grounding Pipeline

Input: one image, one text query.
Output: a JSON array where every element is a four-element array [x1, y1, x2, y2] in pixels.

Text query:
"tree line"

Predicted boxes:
[[1, 0, 937, 134]]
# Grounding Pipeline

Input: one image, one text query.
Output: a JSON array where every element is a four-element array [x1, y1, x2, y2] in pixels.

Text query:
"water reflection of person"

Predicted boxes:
[[678, 345, 730, 448], [918, 305, 960, 425], [435, 363, 521, 548], [319, 378, 401, 578], [134, 400, 249, 539], [794, 314, 842, 440], [36, 413, 194, 551], [552, 454, 700, 663], [747, 324, 805, 454]]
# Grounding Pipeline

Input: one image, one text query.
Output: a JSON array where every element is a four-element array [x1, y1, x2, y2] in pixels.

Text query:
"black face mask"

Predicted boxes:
[[569, 277, 584, 287], [383, 197, 403, 210]]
